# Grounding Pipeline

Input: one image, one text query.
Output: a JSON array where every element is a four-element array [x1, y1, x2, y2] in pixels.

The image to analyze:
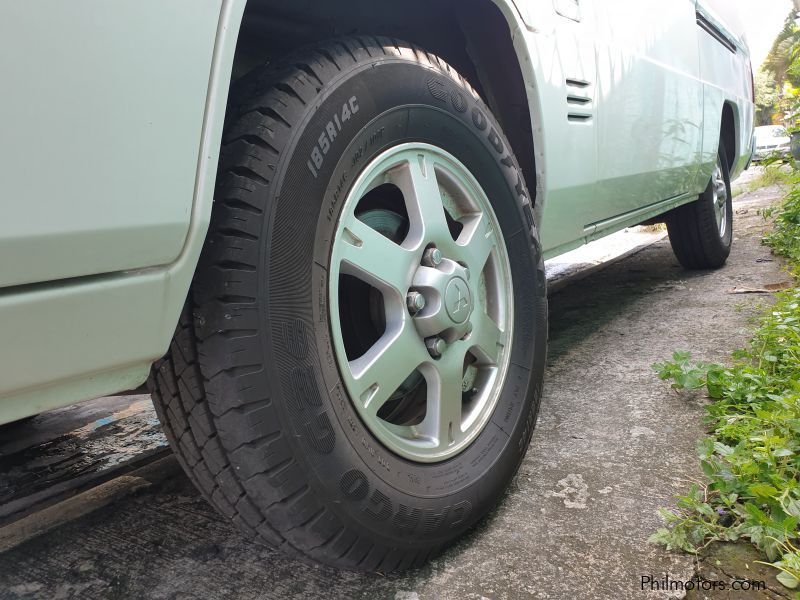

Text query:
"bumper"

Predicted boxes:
[[753, 144, 791, 162]]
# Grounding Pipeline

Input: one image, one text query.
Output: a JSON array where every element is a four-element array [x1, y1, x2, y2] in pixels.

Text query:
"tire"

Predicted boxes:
[[666, 142, 733, 269], [0, 415, 36, 431], [148, 36, 547, 572]]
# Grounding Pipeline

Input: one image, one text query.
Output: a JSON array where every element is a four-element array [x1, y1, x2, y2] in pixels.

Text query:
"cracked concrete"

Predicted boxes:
[[0, 185, 791, 599]]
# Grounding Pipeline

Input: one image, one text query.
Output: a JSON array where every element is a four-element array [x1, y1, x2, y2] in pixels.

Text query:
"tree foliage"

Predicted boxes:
[[759, 10, 800, 128], [763, 11, 800, 88]]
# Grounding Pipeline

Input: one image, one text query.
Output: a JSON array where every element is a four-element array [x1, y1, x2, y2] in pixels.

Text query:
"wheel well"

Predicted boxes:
[[720, 102, 736, 170], [232, 0, 536, 198]]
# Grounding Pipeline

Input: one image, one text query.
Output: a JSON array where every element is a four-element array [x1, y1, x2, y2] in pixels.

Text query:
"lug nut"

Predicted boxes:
[[407, 291, 426, 315], [462, 322, 473, 339], [426, 337, 447, 359], [422, 247, 443, 267]]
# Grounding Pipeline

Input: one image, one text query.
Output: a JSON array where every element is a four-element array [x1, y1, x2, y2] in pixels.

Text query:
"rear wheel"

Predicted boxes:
[[666, 143, 733, 269], [149, 36, 547, 572]]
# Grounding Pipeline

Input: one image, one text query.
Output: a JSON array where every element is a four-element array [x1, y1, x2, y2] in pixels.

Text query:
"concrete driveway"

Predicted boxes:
[[0, 185, 789, 600]]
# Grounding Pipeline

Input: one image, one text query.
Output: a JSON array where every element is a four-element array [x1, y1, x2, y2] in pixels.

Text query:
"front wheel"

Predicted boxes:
[[149, 37, 547, 572], [666, 142, 733, 269]]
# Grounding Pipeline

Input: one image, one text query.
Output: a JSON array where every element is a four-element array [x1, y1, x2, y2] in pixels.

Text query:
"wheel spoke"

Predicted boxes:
[[470, 310, 506, 365], [347, 322, 427, 418], [393, 154, 453, 247], [713, 165, 726, 199], [338, 216, 417, 292], [420, 344, 468, 450], [458, 212, 497, 274]]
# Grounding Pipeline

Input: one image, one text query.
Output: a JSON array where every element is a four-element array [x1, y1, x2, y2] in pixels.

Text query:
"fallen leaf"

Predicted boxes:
[[777, 570, 799, 589], [727, 282, 793, 294]]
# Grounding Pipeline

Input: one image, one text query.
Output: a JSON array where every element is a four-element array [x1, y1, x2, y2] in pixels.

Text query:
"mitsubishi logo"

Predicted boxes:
[[452, 286, 469, 315], [445, 277, 472, 324]]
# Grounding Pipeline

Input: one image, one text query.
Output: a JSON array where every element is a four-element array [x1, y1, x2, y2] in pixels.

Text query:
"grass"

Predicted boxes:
[[650, 174, 800, 592], [735, 164, 794, 197], [638, 223, 667, 233]]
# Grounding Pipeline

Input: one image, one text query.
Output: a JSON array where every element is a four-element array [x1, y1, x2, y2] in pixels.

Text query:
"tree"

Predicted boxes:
[[756, 69, 780, 126], [760, 8, 800, 129], [763, 10, 800, 89]]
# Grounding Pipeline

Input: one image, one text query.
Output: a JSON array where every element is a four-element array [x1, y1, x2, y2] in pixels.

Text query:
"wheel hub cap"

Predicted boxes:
[[410, 258, 474, 341], [445, 277, 471, 324]]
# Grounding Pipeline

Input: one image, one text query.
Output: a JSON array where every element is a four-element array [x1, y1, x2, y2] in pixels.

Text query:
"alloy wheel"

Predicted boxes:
[[328, 144, 514, 463]]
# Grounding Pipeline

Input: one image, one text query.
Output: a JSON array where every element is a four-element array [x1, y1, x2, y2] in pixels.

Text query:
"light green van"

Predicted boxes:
[[0, 0, 753, 571]]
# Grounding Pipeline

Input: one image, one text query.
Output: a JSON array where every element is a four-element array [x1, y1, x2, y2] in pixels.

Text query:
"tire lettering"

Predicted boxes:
[[318, 132, 330, 155], [326, 121, 338, 143], [393, 504, 422, 533], [360, 436, 390, 472], [283, 319, 308, 359], [311, 147, 323, 170], [450, 90, 467, 113], [304, 412, 336, 454], [338, 470, 474, 535], [426, 77, 449, 103], [424, 75, 533, 216], [365, 489, 392, 521], [449, 500, 472, 527], [340, 469, 370, 500], [488, 127, 504, 155], [422, 506, 449, 534], [286, 364, 336, 455], [471, 107, 487, 131], [289, 367, 322, 411], [307, 96, 360, 179]]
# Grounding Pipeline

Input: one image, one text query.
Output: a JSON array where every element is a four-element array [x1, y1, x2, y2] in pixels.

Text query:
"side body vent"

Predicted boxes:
[[565, 78, 594, 123]]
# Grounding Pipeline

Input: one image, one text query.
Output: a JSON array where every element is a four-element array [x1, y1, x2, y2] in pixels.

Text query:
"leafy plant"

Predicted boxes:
[[764, 175, 800, 270], [759, 539, 800, 590]]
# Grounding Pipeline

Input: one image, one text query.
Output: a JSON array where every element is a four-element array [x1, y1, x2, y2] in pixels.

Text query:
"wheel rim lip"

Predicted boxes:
[[327, 142, 514, 463], [712, 161, 728, 238]]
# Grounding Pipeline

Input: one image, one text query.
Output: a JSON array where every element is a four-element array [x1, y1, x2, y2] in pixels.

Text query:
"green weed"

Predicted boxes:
[[650, 183, 800, 591]]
